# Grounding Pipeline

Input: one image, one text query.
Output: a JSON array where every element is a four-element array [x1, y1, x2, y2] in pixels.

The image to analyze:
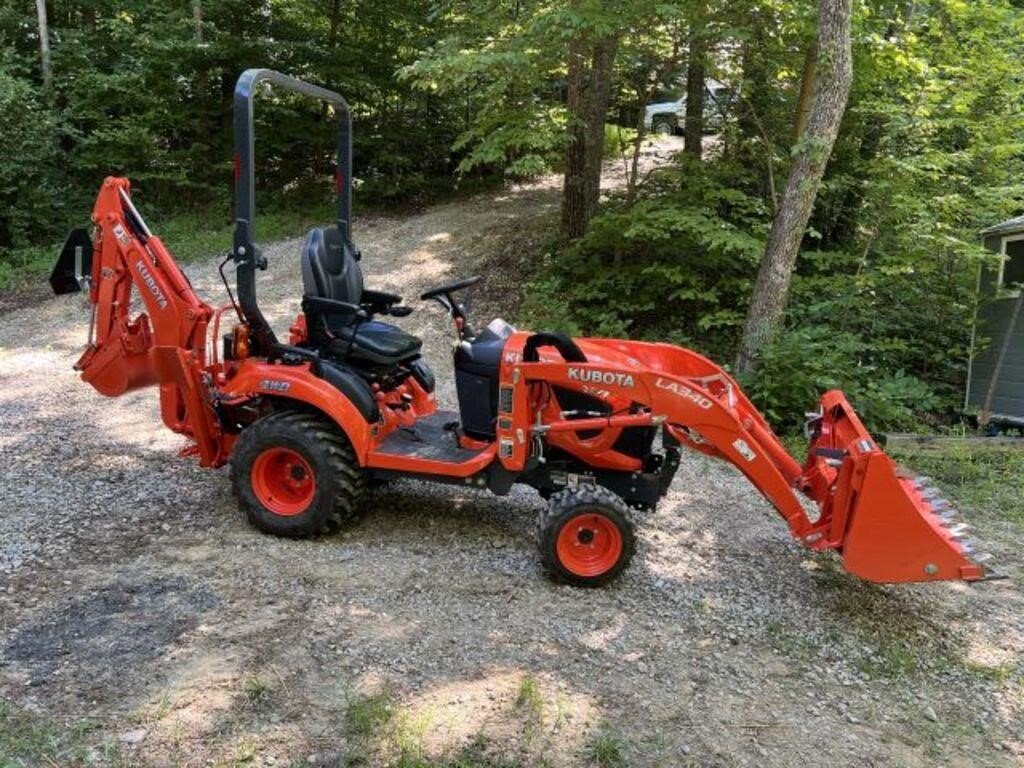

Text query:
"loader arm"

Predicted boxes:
[[55, 177, 223, 467], [500, 335, 998, 584]]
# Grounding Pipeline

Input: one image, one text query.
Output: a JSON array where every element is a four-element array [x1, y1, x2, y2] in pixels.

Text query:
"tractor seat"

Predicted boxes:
[[300, 227, 422, 366], [324, 320, 422, 365]]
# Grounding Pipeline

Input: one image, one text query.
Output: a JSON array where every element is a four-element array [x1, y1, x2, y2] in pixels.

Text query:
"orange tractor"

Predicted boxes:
[[51, 70, 998, 586]]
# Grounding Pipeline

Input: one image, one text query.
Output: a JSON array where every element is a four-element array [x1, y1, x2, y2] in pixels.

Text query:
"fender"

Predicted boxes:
[[222, 361, 375, 462]]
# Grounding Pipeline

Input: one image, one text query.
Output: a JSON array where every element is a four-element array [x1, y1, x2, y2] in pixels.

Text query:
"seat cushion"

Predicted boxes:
[[326, 320, 422, 365]]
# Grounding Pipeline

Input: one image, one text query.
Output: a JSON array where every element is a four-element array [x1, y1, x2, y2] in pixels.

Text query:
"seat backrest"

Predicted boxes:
[[300, 227, 363, 305]]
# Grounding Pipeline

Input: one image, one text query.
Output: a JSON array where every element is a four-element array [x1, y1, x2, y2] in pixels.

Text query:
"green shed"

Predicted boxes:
[[966, 216, 1024, 427]]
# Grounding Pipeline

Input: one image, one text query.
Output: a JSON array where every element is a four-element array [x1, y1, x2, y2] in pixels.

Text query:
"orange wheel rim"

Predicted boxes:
[[555, 512, 623, 577], [251, 447, 316, 516]]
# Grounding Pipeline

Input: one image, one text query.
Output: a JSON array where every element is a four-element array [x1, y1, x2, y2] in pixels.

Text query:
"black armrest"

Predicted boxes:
[[360, 288, 399, 307], [302, 295, 369, 320], [361, 288, 402, 310]]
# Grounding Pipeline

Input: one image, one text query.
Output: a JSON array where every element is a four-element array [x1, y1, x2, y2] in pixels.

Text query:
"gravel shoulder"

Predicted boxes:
[[1, 141, 1022, 767]]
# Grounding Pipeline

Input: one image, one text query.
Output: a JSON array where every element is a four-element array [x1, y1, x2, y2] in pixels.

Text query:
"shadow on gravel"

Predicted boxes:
[[3, 574, 218, 695]]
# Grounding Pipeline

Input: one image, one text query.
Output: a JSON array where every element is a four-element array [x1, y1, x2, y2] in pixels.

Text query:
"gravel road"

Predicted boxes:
[[1, 146, 1022, 767]]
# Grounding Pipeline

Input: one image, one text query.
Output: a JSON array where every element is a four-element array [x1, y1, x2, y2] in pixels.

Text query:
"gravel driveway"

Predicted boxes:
[[1, 150, 1022, 767]]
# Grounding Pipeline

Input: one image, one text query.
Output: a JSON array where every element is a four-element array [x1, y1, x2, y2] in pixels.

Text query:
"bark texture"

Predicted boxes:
[[735, 0, 853, 373], [561, 34, 619, 240], [684, 9, 707, 158], [793, 43, 818, 141], [192, 0, 203, 44], [35, 0, 52, 90]]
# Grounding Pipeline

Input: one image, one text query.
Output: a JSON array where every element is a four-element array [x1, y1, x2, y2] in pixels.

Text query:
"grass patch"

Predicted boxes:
[[888, 442, 1024, 525], [345, 691, 396, 739], [394, 733, 530, 768], [242, 675, 274, 708], [585, 726, 627, 768], [514, 675, 545, 723], [0, 699, 110, 766], [963, 660, 1017, 684]]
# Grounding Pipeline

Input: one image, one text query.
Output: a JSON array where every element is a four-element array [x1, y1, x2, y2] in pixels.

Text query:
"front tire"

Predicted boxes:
[[538, 486, 636, 587], [652, 118, 674, 136], [230, 410, 365, 537]]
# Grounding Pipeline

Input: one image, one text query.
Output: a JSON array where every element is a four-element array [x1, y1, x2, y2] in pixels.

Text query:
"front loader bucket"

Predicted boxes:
[[840, 452, 990, 583], [808, 391, 998, 584]]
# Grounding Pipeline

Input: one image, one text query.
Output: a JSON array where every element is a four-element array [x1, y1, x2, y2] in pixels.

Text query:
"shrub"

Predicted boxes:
[[0, 71, 63, 251]]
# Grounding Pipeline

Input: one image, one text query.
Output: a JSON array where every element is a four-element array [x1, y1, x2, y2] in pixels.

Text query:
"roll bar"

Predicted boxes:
[[231, 68, 353, 353]]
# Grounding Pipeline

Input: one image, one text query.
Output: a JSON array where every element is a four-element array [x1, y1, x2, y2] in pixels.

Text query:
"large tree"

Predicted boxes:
[[562, 29, 620, 239], [682, 1, 707, 158], [735, 0, 853, 373]]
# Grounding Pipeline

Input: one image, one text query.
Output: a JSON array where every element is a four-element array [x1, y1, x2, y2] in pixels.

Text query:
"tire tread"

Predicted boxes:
[[537, 484, 636, 587], [230, 409, 365, 537]]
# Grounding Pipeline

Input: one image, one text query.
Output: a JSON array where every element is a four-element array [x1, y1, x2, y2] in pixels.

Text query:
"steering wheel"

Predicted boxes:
[[420, 275, 483, 301]]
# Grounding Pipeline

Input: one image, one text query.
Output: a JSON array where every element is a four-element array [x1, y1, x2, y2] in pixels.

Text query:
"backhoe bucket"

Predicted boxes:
[[808, 391, 998, 584]]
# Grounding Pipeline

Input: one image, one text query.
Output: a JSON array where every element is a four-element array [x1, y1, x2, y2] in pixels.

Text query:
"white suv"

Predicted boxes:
[[644, 80, 732, 135]]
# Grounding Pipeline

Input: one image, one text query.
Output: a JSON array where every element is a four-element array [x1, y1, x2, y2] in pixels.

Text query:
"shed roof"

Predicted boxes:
[[981, 215, 1024, 237]]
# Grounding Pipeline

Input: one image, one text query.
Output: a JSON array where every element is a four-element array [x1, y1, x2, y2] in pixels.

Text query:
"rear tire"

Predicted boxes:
[[652, 118, 674, 136], [538, 486, 636, 587], [230, 410, 365, 537]]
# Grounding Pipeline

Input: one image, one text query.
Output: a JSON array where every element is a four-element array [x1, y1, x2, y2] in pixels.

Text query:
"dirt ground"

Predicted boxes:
[[1, 140, 1022, 767]]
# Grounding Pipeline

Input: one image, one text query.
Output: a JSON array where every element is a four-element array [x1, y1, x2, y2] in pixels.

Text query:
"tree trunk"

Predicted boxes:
[[793, 43, 817, 140], [329, 0, 342, 47], [737, 16, 778, 204], [561, 35, 588, 240], [561, 34, 619, 240], [684, 10, 706, 158], [582, 36, 618, 219], [35, 0, 52, 90], [192, 0, 203, 43], [735, 0, 853, 374]]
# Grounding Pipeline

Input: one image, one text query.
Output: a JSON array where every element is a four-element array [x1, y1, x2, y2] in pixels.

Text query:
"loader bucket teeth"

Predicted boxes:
[[839, 459, 990, 583]]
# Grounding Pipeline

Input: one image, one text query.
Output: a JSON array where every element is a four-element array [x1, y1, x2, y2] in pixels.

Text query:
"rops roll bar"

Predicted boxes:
[[231, 68, 353, 353]]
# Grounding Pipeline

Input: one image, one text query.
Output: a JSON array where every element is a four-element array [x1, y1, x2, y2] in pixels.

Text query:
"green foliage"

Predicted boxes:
[[0, 68, 63, 252], [739, 326, 940, 433], [519, 0, 1024, 433], [0, 0, 469, 274], [401, 0, 662, 179], [603, 124, 637, 158], [345, 691, 396, 738], [242, 675, 273, 707], [524, 157, 768, 350]]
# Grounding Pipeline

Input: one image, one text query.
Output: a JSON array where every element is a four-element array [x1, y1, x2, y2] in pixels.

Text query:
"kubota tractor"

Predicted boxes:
[[50, 70, 998, 587]]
